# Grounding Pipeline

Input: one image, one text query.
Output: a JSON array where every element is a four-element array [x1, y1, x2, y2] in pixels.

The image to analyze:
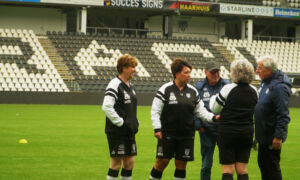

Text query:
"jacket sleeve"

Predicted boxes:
[[194, 116, 204, 129], [194, 98, 215, 123], [210, 83, 235, 114], [273, 83, 291, 139], [102, 95, 124, 127], [151, 89, 166, 131], [209, 94, 223, 114], [194, 82, 204, 129]]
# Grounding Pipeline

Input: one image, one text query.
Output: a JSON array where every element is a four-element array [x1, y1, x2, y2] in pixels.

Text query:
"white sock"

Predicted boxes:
[[107, 175, 118, 180], [150, 175, 161, 180], [120, 176, 132, 180], [174, 177, 185, 180]]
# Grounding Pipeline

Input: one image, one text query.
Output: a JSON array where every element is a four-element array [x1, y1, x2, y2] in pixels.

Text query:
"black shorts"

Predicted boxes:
[[217, 132, 253, 164], [106, 134, 137, 157], [156, 135, 194, 161]]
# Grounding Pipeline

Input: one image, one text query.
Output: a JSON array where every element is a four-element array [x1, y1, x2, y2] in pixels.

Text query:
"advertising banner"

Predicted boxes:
[[104, 0, 164, 9], [41, 0, 103, 6], [220, 3, 273, 17], [1, 0, 40, 2], [274, 8, 300, 18], [167, 1, 219, 12]]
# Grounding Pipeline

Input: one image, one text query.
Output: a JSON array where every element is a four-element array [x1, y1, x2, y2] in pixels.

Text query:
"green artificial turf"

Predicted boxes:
[[0, 104, 299, 179]]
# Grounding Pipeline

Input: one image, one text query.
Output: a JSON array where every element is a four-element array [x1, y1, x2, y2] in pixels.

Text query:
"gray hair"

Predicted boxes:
[[230, 59, 255, 84], [256, 55, 278, 73]]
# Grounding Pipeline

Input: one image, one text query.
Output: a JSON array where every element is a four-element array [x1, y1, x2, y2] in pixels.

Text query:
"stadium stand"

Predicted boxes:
[[47, 32, 230, 93], [1, 28, 300, 94], [262, 0, 281, 6], [0, 28, 69, 92], [220, 38, 300, 73], [287, 0, 300, 8]]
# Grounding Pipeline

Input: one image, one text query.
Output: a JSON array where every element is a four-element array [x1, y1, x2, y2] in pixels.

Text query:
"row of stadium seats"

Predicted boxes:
[[262, 0, 281, 6], [0, 28, 300, 94], [287, 0, 300, 8], [0, 28, 69, 92], [220, 39, 300, 73], [48, 31, 230, 92]]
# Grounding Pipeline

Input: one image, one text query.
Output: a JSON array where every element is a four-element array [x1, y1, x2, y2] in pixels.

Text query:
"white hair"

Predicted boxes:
[[256, 55, 278, 73], [230, 59, 255, 84]]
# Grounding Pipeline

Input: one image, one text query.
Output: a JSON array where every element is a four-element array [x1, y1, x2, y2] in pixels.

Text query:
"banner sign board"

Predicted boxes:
[[274, 8, 300, 18], [168, 1, 219, 12], [0, 0, 40, 2], [220, 3, 273, 17], [104, 0, 164, 9], [41, 0, 103, 6]]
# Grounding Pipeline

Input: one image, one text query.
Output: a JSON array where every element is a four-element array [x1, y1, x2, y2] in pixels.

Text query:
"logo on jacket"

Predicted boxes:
[[183, 148, 191, 158], [169, 92, 178, 104], [186, 93, 191, 98], [124, 91, 131, 104], [203, 91, 211, 101]]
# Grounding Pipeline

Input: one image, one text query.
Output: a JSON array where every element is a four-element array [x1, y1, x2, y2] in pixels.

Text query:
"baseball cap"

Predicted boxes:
[[205, 61, 220, 71]]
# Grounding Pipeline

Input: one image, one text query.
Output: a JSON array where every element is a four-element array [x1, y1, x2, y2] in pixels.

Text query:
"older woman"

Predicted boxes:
[[102, 54, 138, 180], [210, 59, 258, 180], [149, 58, 218, 180]]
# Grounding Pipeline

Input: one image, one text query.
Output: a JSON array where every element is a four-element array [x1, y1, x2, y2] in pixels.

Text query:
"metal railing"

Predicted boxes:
[[253, 35, 300, 43], [86, 27, 162, 37]]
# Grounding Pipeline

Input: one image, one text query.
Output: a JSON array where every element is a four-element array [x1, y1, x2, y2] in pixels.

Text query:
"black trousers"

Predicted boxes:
[[258, 144, 282, 180]]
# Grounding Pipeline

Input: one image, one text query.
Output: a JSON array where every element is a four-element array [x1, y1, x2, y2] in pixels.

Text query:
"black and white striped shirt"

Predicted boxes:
[[151, 81, 214, 137], [102, 77, 138, 137]]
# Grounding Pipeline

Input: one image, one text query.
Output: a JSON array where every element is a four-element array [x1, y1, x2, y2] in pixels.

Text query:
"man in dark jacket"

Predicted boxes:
[[195, 61, 230, 180], [255, 56, 291, 180]]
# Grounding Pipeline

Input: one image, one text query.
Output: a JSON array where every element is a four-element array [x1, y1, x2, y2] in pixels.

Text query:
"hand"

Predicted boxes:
[[272, 137, 282, 150], [154, 131, 162, 139], [215, 115, 220, 120], [122, 122, 133, 135], [198, 128, 205, 133]]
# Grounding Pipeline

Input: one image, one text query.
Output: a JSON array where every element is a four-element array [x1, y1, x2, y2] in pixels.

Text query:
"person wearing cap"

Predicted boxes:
[[195, 61, 230, 180]]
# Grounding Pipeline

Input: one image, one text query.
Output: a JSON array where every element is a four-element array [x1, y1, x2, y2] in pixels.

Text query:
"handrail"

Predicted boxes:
[[86, 26, 162, 36], [253, 35, 300, 42]]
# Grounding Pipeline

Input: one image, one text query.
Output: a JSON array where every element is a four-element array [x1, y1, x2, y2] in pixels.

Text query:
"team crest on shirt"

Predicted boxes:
[[124, 91, 131, 104], [169, 92, 178, 104], [203, 91, 211, 101], [186, 93, 191, 98], [183, 148, 191, 158], [203, 92, 210, 98]]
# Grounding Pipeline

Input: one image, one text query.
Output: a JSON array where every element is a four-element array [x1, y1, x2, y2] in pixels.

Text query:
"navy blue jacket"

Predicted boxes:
[[195, 78, 230, 136], [255, 70, 291, 145]]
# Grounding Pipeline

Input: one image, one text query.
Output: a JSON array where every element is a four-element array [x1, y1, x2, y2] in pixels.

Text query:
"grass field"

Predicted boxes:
[[0, 104, 300, 180]]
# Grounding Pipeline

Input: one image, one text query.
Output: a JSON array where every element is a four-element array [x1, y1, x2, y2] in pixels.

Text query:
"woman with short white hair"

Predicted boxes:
[[210, 59, 258, 180]]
